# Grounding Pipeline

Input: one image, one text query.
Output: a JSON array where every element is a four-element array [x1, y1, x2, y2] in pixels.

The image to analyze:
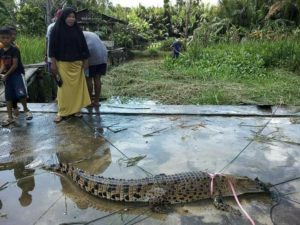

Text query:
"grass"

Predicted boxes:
[[102, 58, 300, 105], [17, 35, 45, 65], [15, 36, 300, 105]]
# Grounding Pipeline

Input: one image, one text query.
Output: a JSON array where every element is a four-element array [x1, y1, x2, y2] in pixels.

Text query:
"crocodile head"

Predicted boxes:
[[230, 176, 271, 195]]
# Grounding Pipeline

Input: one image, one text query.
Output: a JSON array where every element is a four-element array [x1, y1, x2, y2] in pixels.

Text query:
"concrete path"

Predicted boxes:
[[0, 104, 300, 225]]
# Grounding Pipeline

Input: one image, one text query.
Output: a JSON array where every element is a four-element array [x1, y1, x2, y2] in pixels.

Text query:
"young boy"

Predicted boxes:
[[0, 26, 23, 116], [0, 27, 32, 126]]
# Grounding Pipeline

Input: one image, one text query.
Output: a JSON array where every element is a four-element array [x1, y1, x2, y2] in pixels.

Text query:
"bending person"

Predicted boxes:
[[49, 7, 91, 123], [83, 31, 108, 107]]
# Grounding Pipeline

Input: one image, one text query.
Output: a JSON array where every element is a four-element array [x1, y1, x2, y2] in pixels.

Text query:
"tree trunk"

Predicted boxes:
[[185, 0, 191, 40], [46, 0, 53, 25]]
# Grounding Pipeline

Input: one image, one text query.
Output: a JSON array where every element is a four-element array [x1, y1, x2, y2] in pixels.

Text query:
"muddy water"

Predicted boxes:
[[0, 112, 300, 225]]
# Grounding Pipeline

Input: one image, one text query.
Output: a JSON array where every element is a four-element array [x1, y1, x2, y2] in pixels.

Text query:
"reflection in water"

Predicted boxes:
[[0, 127, 11, 135], [14, 161, 35, 207], [107, 96, 158, 106], [0, 160, 36, 208], [57, 146, 111, 175], [58, 147, 112, 210]]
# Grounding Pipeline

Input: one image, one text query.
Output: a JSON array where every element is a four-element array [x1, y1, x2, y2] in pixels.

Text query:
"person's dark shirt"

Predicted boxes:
[[172, 41, 181, 53], [0, 45, 24, 75], [49, 24, 90, 62]]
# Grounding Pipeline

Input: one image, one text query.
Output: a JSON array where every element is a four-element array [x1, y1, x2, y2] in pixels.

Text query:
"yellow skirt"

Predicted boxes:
[[57, 61, 91, 116]]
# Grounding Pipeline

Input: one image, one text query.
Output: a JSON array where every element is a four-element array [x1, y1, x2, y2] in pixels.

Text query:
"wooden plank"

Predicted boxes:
[[25, 68, 39, 87], [24, 62, 46, 69]]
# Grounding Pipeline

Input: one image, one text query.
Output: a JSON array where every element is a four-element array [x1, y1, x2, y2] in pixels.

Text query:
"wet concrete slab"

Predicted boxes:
[[0, 104, 300, 225], [1, 103, 300, 116]]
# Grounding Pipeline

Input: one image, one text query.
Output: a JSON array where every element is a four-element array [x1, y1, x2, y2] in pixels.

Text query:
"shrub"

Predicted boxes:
[[245, 40, 300, 71], [159, 38, 174, 51], [146, 48, 159, 57]]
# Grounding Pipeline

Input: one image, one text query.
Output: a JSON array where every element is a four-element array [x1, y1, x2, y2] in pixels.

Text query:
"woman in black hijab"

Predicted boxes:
[[49, 7, 91, 123]]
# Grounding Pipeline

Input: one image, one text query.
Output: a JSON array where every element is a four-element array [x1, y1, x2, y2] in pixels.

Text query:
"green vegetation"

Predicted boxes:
[[174, 39, 300, 76], [2, 1, 300, 105], [4, 1, 299, 48], [0, 0, 14, 27], [16, 3, 45, 36], [17, 35, 45, 65], [103, 40, 300, 105]]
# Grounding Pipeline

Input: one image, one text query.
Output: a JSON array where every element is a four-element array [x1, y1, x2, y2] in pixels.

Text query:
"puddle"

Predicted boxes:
[[0, 128, 11, 135], [106, 96, 159, 106], [1, 112, 300, 224]]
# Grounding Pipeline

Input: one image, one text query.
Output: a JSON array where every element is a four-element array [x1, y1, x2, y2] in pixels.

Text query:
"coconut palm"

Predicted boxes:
[[218, 0, 299, 27], [0, 1, 12, 26]]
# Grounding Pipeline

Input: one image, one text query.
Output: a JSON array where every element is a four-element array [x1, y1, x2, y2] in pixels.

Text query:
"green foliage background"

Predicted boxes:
[[17, 35, 45, 64], [2, 0, 299, 46]]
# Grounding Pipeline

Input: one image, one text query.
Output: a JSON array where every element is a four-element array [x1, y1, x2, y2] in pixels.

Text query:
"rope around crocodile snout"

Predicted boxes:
[[209, 173, 256, 225]]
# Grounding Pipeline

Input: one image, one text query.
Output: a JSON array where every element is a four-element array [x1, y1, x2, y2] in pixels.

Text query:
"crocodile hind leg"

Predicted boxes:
[[213, 196, 241, 216], [150, 201, 173, 213], [147, 187, 173, 213]]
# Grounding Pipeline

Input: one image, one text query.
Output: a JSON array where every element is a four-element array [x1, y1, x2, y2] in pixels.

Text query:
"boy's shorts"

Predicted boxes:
[[87, 63, 107, 77], [5, 73, 27, 101]]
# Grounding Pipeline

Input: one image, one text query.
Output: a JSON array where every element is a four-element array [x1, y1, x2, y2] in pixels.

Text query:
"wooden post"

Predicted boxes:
[[46, 0, 53, 25], [185, 0, 191, 40]]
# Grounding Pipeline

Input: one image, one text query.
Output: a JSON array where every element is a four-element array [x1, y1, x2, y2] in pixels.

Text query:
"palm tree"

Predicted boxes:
[[0, 1, 11, 26], [0, 1, 8, 15]]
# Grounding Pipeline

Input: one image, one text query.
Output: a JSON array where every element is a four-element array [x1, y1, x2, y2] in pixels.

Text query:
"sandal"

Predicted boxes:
[[54, 115, 64, 123], [25, 111, 33, 120], [2, 118, 15, 127], [74, 112, 83, 118]]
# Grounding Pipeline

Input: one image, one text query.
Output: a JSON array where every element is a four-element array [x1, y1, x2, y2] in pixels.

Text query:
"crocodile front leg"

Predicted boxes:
[[213, 195, 241, 216]]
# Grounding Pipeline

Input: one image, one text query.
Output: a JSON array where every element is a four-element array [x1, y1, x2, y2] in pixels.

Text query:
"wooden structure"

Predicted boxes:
[[77, 9, 127, 24], [76, 9, 127, 32]]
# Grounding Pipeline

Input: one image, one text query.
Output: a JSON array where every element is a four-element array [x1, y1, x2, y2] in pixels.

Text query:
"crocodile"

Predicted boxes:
[[45, 163, 270, 213]]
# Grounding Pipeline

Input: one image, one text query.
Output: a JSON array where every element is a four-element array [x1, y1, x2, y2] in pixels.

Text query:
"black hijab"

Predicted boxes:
[[49, 7, 89, 62]]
